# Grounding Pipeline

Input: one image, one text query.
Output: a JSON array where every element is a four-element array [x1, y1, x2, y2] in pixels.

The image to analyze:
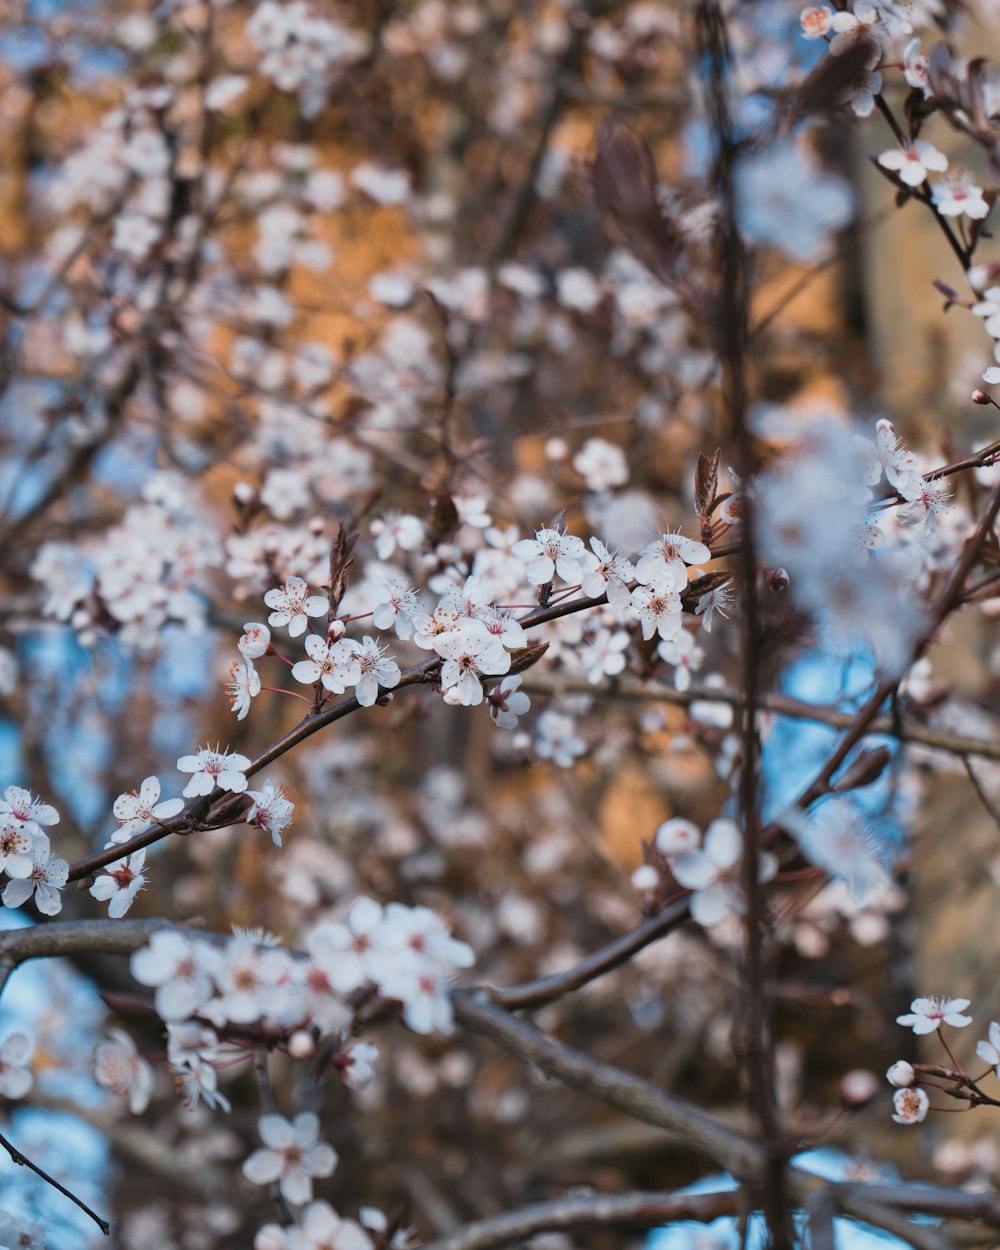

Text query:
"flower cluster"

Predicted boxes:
[[886, 997, 979, 1125], [247, 1, 371, 117], [632, 816, 776, 930], [128, 899, 475, 1108], [0, 787, 67, 916]]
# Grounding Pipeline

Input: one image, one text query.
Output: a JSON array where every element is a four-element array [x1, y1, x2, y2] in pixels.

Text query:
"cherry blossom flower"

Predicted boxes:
[[896, 997, 973, 1034], [931, 174, 990, 220], [2, 836, 68, 915], [853, 419, 921, 498], [657, 628, 703, 692], [580, 629, 630, 683], [0, 1034, 32, 1099], [478, 606, 527, 651], [202, 936, 292, 1027], [630, 584, 683, 642], [93, 1027, 155, 1113], [695, 583, 733, 632], [572, 438, 629, 491], [264, 576, 328, 637], [90, 848, 147, 918], [242, 1112, 337, 1205], [177, 747, 251, 797], [371, 512, 424, 560], [892, 1087, 929, 1125], [799, 5, 833, 38], [351, 636, 401, 707], [634, 530, 710, 591], [364, 575, 422, 639], [379, 962, 457, 1034], [340, 1043, 379, 1092], [226, 659, 261, 721], [173, 1061, 232, 1113], [655, 818, 701, 858], [829, 3, 890, 68], [534, 709, 586, 768], [411, 604, 461, 650], [308, 896, 394, 995], [977, 1023, 1000, 1077], [0, 819, 34, 880], [886, 1060, 916, 1088], [435, 622, 511, 706], [247, 781, 295, 847], [111, 775, 185, 841], [843, 69, 881, 118], [0, 1212, 46, 1249], [898, 478, 952, 535], [239, 622, 271, 661], [0, 787, 59, 838], [130, 931, 219, 1021], [902, 38, 929, 92], [487, 675, 531, 729], [736, 138, 855, 264], [580, 538, 635, 607], [167, 1022, 232, 1112], [972, 287, 1000, 339], [381, 902, 475, 970], [877, 142, 948, 188], [781, 800, 890, 904], [275, 1202, 374, 1250], [291, 635, 361, 694], [672, 819, 776, 928], [511, 527, 588, 585]]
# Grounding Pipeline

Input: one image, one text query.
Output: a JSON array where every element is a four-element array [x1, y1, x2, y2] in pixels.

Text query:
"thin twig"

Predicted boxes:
[[0, 1127, 109, 1236], [961, 756, 1000, 829]]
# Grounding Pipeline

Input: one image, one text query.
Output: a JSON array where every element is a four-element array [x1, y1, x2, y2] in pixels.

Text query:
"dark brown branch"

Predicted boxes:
[[452, 989, 764, 1180], [418, 1190, 740, 1250], [496, 899, 688, 1010], [0, 1127, 109, 1236], [521, 674, 1000, 761]]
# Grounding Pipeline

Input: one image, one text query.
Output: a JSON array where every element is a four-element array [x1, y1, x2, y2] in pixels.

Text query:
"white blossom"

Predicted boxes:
[[93, 1028, 155, 1113], [242, 1112, 337, 1206], [90, 848, 147, 917], [177, 747, 251, 798], [897, 997, 973, 1034]]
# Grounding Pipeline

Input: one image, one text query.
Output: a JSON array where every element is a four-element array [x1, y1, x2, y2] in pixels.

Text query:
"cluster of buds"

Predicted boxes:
[[886, 997, 1000, 1124]]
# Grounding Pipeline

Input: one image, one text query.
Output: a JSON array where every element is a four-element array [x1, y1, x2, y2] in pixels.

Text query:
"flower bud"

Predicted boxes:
[[886, 1060, 915, 1087], [233, 481, 256, 506], [288, 1030, 315, 1059], [327, 619, 346, 641], [841, 1068, 879, 1107], [972, 389, 991, 405], [631, 864, 659, 892], [766, 568, 790, 592]]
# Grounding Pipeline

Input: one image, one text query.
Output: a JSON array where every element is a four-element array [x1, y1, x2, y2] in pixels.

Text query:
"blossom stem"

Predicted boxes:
[[939, 1033, 967, 1078], [259, 685, 313, 705]]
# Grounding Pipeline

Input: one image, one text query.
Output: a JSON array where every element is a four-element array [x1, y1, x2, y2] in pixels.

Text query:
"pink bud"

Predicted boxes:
[[886, 1060, 915, 1087], [766, 568, 790, 592], [288, 1030, 315, 1059], [972, 389, 991, 405], [841, 1068, 879, 1106], [327, 619, 346, 641]]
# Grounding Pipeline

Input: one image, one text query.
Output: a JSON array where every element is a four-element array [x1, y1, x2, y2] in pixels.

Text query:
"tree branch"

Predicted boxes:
[[418, 1190, 740, 1250]]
